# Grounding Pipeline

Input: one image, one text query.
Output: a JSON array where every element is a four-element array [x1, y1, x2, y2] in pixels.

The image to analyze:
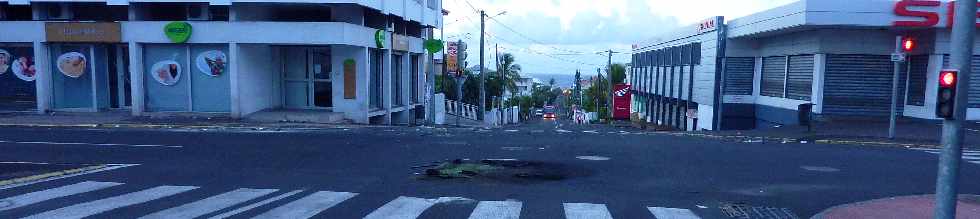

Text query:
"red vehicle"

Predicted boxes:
[[543, 106, 557, 119]]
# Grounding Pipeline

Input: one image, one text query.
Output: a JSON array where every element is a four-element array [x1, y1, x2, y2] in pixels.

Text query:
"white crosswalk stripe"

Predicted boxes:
[[914, 148, 980, 165], [207, 190, 304, 219], [23, 185, 198, 219], [563, 203, 613, 219], [139, 188, 278, 219], [363, 196, 438, 219], [648, 207, 701, 219], [0, 181, 122, 211], [0, 181, 708, 219], [252, 191, 357, 219], [468, 201, 522, 219]]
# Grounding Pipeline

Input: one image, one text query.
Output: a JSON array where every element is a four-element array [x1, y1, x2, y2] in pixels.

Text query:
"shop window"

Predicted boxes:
[[370, 49, 383, 110], [0, 3, 33, 21], [906, 55, 928, 106], [761, 56, 786, 97], [393, 54, 404, 106], [411, 55, 420, 104]]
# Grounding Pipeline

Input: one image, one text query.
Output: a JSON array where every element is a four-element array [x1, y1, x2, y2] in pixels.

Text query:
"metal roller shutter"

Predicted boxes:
[[724, 57, 754, 95], [824, 54, 905, 116], [906, 55, 928, 106], [786, 55, 814, 100], [761, 56, 786, 97]]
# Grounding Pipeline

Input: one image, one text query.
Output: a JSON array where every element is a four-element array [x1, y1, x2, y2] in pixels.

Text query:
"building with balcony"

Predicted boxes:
[[0, 0, 443, 125]]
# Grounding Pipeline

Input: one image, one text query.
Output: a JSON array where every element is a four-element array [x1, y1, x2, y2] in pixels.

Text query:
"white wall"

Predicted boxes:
[[236, 44, 276, 116], [330, 45, 370, 123]]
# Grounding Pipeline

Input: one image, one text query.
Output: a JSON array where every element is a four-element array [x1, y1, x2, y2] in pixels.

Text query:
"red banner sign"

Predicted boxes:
[[894, 0, 980, 28], [613, 84, 632, 120]]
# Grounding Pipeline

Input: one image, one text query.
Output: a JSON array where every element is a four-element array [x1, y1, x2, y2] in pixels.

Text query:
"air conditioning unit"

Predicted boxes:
[[47, 3, 71, 20], [187, 4, 209, 21]]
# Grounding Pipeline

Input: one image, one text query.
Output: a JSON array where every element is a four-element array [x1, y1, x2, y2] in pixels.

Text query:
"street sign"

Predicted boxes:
[[447, 42, 458, 77], [891, 52, 907, 62]]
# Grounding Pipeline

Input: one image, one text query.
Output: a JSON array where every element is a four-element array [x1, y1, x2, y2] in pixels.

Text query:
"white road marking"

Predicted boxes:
[[563, 203, 613, 219], [468, 201, 522, 219], [582, 130, 599, 134], [140, 188, 278, 219], [963, 155, 980, 161], [0, 140, 183, 148], [23, 185, 198, 219], [207, 190, 304, 219], [648, 207, 700, 219], [363, 196, 437, 219], [0, 181, 122, 211], [252, 191, 356, 219], [0, 164, 138, 191]]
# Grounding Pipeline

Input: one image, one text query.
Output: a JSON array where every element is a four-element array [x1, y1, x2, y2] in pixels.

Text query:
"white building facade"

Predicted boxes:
[[0, 0, 442, 125], [630, 0, 980, 131]]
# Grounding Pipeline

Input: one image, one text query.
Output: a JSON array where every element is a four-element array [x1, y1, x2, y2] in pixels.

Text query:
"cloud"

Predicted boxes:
[[441, 0, 797, 76]]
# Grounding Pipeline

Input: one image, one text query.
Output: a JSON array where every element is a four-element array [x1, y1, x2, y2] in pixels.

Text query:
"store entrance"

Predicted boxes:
[[0, 44, 37, 111], [50, 44, 130, 111], [282, 47, 332, 109]]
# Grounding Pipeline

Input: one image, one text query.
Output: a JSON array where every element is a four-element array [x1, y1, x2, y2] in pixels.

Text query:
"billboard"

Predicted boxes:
[[446, 42, 458, 77], [613, 84, 632, 120]]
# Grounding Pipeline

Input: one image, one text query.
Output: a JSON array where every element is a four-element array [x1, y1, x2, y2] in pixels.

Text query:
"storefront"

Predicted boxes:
[[630, 0, 980, 131], [45, 22, 131, 112], [0, 0, 441, 124], [0, 43, 36, 111]]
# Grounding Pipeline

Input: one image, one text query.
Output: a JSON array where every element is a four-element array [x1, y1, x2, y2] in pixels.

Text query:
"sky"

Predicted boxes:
[[439, 0, 797, 76]]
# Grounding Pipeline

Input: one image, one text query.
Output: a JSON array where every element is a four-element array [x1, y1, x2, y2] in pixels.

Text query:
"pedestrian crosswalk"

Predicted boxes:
[[913, 148, 980, 165], [0, 181, 705, 219]]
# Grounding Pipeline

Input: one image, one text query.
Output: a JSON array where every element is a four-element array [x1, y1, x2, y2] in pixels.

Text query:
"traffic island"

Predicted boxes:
[[812, 195, 980, 219]]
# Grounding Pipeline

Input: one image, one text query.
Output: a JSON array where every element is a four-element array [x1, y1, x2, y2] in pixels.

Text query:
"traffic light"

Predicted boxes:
[[902, 37, 915, 52], [936, 70, 958, 119]]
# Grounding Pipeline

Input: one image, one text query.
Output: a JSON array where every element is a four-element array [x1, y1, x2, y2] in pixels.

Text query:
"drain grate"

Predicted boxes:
[[720, 203, 799, 219]]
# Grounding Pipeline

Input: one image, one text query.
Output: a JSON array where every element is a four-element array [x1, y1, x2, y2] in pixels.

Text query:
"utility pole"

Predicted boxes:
[[935, 0, 976, 218], [889, 36, 902, 139], [479, 10, 487, 121], [602, 50, 618, 120]]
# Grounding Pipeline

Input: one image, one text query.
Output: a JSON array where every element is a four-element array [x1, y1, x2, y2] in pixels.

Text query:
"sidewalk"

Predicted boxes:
[[705, 116, 980, 149], [0, 111, 359, 130]]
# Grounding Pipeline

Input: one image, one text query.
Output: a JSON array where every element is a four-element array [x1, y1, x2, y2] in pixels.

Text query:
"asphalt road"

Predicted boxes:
[[0, 119, 978, 218]]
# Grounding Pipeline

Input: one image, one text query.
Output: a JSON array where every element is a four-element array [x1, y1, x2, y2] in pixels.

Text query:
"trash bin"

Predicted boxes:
[[798, 103, 814, 126]]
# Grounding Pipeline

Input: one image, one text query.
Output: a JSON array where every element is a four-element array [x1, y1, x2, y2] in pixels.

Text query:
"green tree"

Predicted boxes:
[[607, 63, 627, 84], [495, 53, 523, 96]]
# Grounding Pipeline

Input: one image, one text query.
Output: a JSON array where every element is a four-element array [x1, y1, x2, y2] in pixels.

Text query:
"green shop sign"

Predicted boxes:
[[375, 29, 386, 48], [164, 22, 192, 43], [424, 39, 444, 54]]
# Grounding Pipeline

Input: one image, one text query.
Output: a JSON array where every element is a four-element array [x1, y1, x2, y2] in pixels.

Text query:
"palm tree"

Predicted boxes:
[[495, 53, 523, 96]]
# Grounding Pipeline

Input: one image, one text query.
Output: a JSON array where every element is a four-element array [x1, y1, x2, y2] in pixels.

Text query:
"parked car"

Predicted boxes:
[[534, 109, 544, 116]]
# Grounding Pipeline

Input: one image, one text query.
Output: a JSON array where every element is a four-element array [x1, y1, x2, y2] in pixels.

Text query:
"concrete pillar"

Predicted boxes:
[[33, 41, 50, 114], [382, 47, 392, 124], [127, 42, 144, 116], [812, 54, 826, 114], [355, 47, 371, 124], [229, 42, 241, 118]]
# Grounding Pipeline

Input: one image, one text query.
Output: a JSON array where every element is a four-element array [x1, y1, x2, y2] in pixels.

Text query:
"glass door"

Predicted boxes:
[[282, 47, 332, 109]]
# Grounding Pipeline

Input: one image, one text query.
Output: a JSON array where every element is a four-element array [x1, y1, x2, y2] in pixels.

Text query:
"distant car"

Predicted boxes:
[[542, 107, 556, 119], [534, 109, 544, 116]]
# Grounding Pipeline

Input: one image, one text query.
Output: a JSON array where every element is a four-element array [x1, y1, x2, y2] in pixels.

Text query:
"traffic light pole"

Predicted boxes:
[[889, 36, 901, 139], [935, 1, 977, 218]]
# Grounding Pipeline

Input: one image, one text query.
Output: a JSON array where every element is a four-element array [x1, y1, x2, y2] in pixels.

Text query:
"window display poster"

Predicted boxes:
[[151, 60, 182, 86], [57, 52, 87, 78], [195, 50, 226, 77]]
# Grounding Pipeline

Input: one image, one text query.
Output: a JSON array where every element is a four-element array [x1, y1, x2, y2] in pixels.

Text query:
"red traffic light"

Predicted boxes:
[[902, 37, 915, 52], [940, 70, 957, 87]]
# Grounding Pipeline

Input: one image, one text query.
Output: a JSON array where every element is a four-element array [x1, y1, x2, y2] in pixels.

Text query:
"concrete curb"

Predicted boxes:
[[648, 131, 941, 149], [810, 194, 980, 219], [0, 164, 107, 188]]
